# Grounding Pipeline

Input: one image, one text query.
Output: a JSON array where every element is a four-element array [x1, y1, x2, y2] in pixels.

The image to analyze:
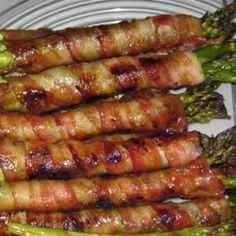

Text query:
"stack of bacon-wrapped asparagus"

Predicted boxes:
[[0, 3, 235, 236]]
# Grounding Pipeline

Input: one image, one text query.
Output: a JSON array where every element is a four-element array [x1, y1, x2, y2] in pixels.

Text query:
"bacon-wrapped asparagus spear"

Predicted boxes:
[[0, 29, 53, 41], [7, 220, 236, 236], [0, 86, 228, 142], [0, 125, 234, 182], [0, 131, 201, 182], [3, 177, 236, 236], [0, 90, 186, 142], [0, 4, 235, 74], [0, 158, 226, 212], [0, 198, 230, 235], [0, 38, 235, 113]]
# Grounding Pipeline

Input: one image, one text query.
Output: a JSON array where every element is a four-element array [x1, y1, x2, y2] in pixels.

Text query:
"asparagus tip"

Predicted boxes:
[[202, 3, 236, 38], [202, 125, 236, 166], [185, 92, 229, 123]]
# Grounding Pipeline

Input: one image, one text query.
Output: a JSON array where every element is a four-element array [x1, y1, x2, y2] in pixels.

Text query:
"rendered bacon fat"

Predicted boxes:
[[0, 131, 201, 182], [0, 91, 186, 142], [0, 198, 231, 235], [0, 51, 204, 113], [0, 158, 225, 212], [3, 15, 204, 74]]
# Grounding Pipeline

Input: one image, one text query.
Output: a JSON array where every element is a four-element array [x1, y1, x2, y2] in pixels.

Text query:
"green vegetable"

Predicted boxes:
[[8, 221, 236, 236], [201, 3, 236, 38], [179, 81, 229, 123]]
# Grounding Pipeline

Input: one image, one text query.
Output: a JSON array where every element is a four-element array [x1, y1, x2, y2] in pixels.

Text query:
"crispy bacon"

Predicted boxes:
[[0, 158, 224, 212], [0, 91, 186, 142], [0, 198, 231, 235], [0, 131, 201, 182], [4, 15, 205, 74], [0, 51, 205, 113], [0, 29, 53, 41], [85, 132, 154, 142]]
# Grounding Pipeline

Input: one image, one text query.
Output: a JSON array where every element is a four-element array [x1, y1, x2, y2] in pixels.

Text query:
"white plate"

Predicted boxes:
[[0, 0, 234, 136]]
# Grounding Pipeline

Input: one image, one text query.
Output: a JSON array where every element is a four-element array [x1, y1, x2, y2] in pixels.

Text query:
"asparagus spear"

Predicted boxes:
[[0, 29, 53, 41], [0, 3, 234, 43], [179, 81, 229, 123], [5, 198, 236, 236], [0, 120, 233, 183], [0, 41, 235, 114], [195, 40, 236, 64], [0, 4, 234, 73], [200, 124, 236, 165], [201, 3, 236, 39], [0, 44, 13, 70], [0, 85, 228, 142], [7, 220, 236, 236], [218, 175, 236, 189], [6, 193, 236, 236]]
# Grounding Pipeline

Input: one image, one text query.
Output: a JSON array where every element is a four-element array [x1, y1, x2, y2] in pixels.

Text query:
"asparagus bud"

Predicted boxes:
[[203, 57, 236, 83], [201, 126, 236, 166], [180, 82, 229, 123], [201, 3, 236, 38]]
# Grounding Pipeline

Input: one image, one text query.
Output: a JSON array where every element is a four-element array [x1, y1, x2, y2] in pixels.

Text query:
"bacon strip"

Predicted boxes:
[[0, 198, 230, 235], [0, 51, 205, 113], [0, 29, 53, 41], [4, 15, 205, 74], [85, 132, 153, 142], [0, 131, 201, 182], [0, 158, 224, 212], [0, 91, 186, 142]]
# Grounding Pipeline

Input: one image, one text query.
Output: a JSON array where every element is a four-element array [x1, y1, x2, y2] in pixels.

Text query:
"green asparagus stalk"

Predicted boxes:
[[184, 80, 220, 94], [195, 40, 236, 64], [0, 168, 4, 182], [179, 81, 229, 123], [201, 3, 236, 39], [200, 125, 236, 165], [0, 45, 14, 70], [218, 175, 236, 189], [7, 221, 236, 236], [203, 57, 236, 83]]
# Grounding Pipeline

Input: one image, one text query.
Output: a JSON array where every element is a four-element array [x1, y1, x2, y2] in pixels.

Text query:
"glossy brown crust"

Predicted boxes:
[[0, 131, 202, 182], [0, 29, 53, 41], [4, 15, 204, 74], [0, 158, 225, 212], [85, 132, 155, 142], [0, 198, 231, 235], [0, 91, 187, 142], [0, 51, 204, 113]]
